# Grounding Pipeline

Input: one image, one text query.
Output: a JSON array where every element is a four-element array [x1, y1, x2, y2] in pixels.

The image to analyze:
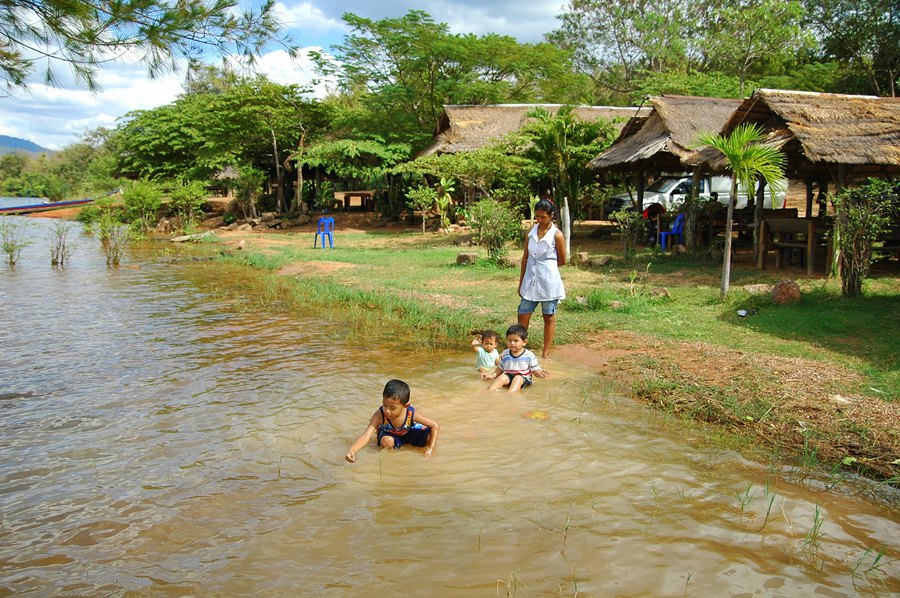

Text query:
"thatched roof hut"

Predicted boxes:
[[419, 104, 644, 156], [694, 89, 900, 182], [588, 95, 744, 172]]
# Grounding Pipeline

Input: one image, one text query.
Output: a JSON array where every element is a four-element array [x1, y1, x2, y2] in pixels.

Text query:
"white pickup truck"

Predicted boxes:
[[608, 175, 786, 212]]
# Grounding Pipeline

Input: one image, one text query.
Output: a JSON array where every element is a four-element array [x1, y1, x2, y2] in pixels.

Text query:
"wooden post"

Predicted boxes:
[[806, 219, 815, 275], [636, 168, 645, 214], [805, 180, 814, 218], [561, 197, 571, 264]]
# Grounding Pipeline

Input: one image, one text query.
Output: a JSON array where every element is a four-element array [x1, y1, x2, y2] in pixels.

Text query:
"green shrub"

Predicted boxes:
[[611, 209, 646, 257], [122, 179, 163, 232], [470, 197, 521, 263], [169, 180, 208, 233], [405, 185, 437, 234]]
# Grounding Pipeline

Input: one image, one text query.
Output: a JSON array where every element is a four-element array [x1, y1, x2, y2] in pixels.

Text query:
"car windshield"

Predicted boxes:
[[645, 178, 681, 193]]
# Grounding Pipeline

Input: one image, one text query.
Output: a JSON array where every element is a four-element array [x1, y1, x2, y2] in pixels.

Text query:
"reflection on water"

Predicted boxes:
[[1, 217, 897, 596]]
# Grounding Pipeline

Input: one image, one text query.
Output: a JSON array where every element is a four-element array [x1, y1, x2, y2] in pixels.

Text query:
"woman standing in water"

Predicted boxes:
[[517, 198, 566, 358]]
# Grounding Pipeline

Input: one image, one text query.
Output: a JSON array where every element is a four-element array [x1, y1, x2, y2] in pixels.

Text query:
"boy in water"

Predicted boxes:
[[345, 379, 440, 463], [471, 329, 500, 374], [482, 324, 550, 392]]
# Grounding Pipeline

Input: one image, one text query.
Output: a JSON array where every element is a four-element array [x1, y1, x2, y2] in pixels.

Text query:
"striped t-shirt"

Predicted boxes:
[[498, 348, 541, 379]]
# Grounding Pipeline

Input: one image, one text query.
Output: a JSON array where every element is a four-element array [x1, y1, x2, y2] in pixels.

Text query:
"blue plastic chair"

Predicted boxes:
[[659, 213, 685, 251], [314, 217, 334, 248]]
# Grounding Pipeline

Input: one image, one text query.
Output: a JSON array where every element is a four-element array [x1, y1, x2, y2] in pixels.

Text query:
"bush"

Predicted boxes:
[[122, 179, 163, 232], [833, 179, 898, 297], [77, 196, 121, 233], [470, 198, 521, 263], [0, 220, 31, 266], [169, 180, 208, 233], [406, 185, 437, 234], [611, 209, 646, 257]]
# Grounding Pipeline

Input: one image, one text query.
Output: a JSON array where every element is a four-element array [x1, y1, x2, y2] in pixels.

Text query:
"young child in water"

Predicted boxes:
[[482, 324, 550, 392], [345, 379, 440, 463], [471, 329, 500, 374]]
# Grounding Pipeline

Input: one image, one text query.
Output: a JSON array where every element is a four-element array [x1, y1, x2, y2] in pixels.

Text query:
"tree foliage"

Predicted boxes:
[[0, 0, 294, 92]]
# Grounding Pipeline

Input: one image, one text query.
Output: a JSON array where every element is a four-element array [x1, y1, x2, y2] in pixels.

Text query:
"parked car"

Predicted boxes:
[[607, 174, 786, 212]]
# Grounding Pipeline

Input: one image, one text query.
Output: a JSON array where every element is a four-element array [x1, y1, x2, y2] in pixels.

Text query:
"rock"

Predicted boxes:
[[609, 300, 627, 310], [454, 234, 476, 247], [261, 212, 277, 222], [267, 219, 283, 229], [650, 286, 670, 298], [771, 279, 801, 305], [456, 252, 480, 265], [672, 244, 687, 254], [202, 216, 225, 228], [170, 232, 212, 243], [156, 218, 171, 233], [226, 222, 239, 231], [743, 284, 772, 295], [295, 214, 311, 225], [499, 256, 518, 268], [589, 255, 613, 267], [248, 218, 261, 227], [575, 296, 588, 305], [570, 251, 590, 265], [237, 223, 252, 231], [236, 240, 245, 251]]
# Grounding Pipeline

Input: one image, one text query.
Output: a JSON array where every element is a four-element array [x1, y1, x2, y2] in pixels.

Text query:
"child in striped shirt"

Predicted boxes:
[[482, 324, 550, 392]]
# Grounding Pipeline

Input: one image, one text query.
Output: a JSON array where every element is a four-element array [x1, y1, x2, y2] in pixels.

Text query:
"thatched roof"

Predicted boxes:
[[419, 104, 644, 156], [588, 95, 743, 172], [695, 89, 900, 180]]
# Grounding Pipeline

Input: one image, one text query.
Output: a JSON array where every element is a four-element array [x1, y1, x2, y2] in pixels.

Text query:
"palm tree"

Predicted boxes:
[[695, 124, 785, 297]]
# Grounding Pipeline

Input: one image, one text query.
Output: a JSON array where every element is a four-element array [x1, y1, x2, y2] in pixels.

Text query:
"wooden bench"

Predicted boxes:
[[757, 217, 831, 275]]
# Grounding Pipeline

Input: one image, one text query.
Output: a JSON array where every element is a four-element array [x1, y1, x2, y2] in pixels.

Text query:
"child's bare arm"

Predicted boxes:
[[534, 368, 550, 378], [471, 338, 481, 352], [345, 411, 380, 463], [481, 366, 502, 380], [413, 412, 440, 457]]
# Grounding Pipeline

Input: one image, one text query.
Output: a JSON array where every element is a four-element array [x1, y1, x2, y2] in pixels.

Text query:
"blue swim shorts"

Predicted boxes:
[[378, 424, 431, 449], [503, 373, 533, 387], [518, 298, 559, 316]]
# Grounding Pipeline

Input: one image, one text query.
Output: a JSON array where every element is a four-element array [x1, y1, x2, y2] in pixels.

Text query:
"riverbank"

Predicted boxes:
[[187, 212, 898, 498]]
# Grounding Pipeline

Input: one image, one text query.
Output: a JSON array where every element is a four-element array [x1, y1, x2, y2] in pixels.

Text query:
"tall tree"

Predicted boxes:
[[804, 0, 899, 96], [0, 0, 294, 92], [695, 124, 785, 297], [700, 0, 811, 96], [549, 0, 693, 98], [313, 10, 581, 151]]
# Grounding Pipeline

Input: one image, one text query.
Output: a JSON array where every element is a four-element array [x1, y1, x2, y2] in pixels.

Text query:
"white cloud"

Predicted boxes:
[[274, 1, 349, 41]]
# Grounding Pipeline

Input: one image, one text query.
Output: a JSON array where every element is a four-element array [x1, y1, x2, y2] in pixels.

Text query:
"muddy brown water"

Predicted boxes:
[[1, 217, 897, 596]]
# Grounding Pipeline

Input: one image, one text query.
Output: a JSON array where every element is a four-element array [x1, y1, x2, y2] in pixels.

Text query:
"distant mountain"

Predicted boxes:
[[0, 135, 50, 155]]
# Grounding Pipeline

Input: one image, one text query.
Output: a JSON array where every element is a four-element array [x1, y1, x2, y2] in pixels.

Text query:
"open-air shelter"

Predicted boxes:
[[419, 104, 644, 157], [695, 89, 900, 216], [587, 95, 744, 214]]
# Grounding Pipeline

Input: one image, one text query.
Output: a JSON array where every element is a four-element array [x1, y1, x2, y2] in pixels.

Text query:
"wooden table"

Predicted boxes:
[[757, 217, 830, 275]]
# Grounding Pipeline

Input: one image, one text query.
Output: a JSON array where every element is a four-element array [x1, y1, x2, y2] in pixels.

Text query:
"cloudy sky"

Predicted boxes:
[[1, 0, 566, 151]]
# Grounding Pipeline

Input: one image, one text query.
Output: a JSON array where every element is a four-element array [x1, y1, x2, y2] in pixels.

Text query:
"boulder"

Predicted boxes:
[[609, 300, 627, 310], [456, 252, 480, 265], [267, 219, 283, 229], [295, 214, 312, 225], [570, 251, 590, 265], [202, 215, 225, 228], [237, 223, 252, 231], [589, 255, 613, 267], [743, 283, 772, 295], [672, 244, 687, 254], [261, 212, 277, 222], [170, 232, 212, 243], [453, 233, 476, 247], [650, 286, 670, 299], [771, 279, 801, 305]]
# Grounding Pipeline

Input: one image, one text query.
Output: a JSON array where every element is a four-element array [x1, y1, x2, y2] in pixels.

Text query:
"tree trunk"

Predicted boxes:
[[752, 177, 766, 263], [720, 179, 737, 298], [686, 168, 702, 250], [561, 197, 571, 264], [270, 129, 284, 213]]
